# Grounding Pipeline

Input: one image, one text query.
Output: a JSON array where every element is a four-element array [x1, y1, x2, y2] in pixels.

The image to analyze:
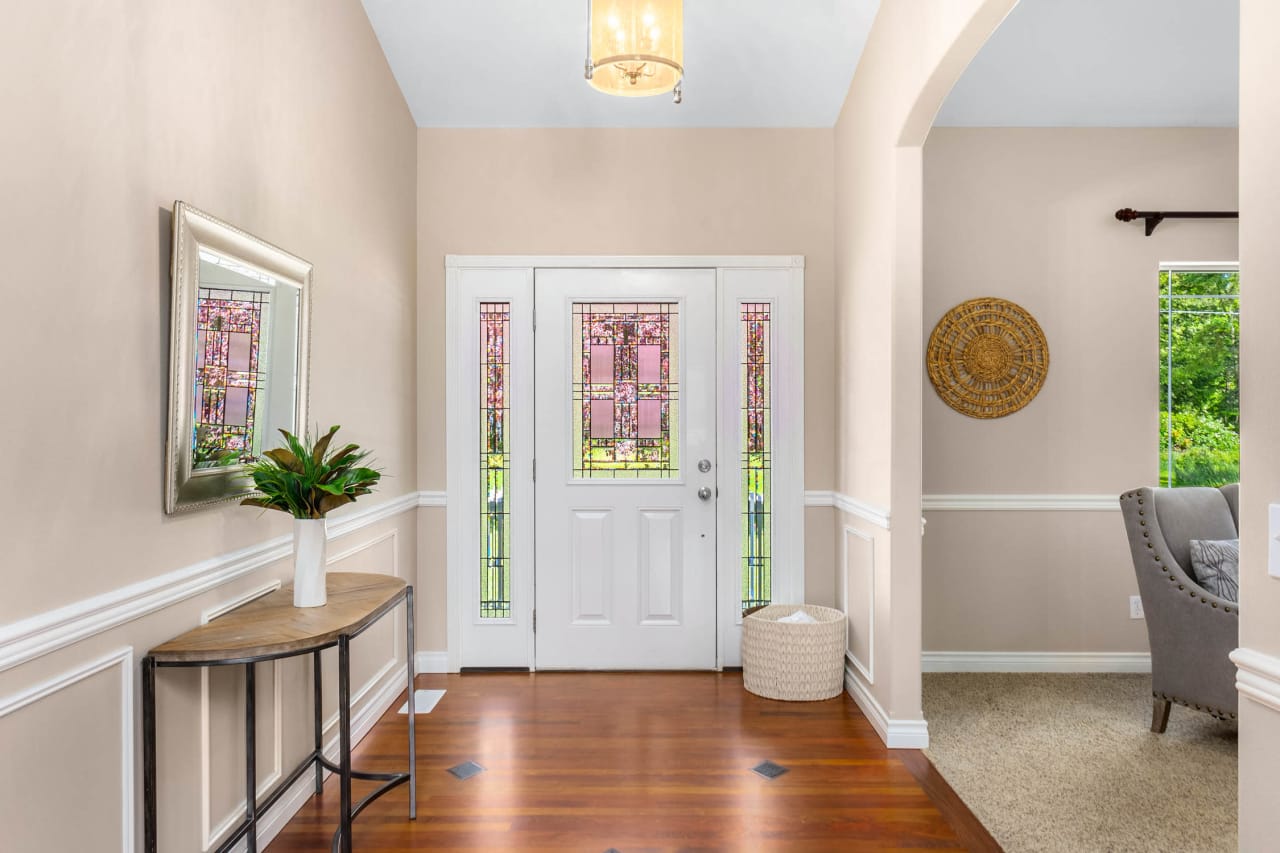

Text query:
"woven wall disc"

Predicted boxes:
[[927, 297, 1049, 419]]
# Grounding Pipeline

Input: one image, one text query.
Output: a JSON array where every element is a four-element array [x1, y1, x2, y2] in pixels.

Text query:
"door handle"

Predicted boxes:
[[697, 487, 713, 501], [698, 459, 712, 473]]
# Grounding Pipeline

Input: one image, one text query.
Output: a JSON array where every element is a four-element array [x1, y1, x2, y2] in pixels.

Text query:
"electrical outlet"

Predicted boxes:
[[1129, 595, 1145, 619]]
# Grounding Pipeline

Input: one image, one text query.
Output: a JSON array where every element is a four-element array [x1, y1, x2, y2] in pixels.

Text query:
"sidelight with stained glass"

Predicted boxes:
[[741, 303, 772, 610], [480, 303, 512, 619]]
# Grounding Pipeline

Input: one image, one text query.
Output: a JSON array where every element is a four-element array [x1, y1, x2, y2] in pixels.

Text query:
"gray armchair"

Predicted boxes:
[[1119, 485, 1239, 731]]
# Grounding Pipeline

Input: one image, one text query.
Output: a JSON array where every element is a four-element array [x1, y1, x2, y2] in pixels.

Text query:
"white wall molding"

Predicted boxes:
[[0, 647, 134, 852], [844, 661, 928, 749], [1232, 647, 1280, 714], [922, 494, 1120, 512], [418, 490, 446, 507], [842, 526, 875, 684], [0, 491, 422, 674], [415, 651, 450, 673], [805, 490, 891, 529], [447, 254, 805, 270], [923, 651, 1152, 673]]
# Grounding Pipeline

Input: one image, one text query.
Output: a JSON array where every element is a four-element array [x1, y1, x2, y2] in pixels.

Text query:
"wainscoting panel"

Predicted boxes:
[[842, 526, 875, 683], [0, 648, 133, 853]]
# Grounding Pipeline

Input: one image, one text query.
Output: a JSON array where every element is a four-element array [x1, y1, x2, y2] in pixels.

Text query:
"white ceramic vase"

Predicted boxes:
[[293, 518, 328, 607]]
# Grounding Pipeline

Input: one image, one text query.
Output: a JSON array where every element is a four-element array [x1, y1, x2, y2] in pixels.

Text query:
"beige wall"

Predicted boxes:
[[1238, 0, 1280, 844], [414, 128, 839, 642], [0, 2, 418, 850], [922, 128, 1239, 654], [832, 0, 1018, 728]]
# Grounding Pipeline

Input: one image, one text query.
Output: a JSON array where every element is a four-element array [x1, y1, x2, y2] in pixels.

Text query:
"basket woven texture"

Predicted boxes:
[[926, 296, 1050, 419], [742, 604, 847, 701]]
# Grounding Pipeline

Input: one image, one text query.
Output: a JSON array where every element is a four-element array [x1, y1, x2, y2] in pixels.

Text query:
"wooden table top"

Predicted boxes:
[[148, 572, 407, 664]]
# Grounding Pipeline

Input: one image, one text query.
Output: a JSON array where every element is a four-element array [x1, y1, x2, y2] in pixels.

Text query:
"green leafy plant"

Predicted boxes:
[[240, 425, 381, 519]]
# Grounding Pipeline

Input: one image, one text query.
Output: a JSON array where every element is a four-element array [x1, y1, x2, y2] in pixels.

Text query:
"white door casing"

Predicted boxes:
[[445, 256, 804, 672], [534, 268, 718, 669]]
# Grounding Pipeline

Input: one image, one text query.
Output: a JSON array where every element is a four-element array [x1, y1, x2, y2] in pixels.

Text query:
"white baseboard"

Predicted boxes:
[[235, 661, 408, 853], [844, 662, 929, 749], [415, 650, 450, 673], [923, 651, 1152, 673]]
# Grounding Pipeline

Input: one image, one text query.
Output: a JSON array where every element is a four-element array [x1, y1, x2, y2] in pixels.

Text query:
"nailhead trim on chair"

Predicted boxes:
[[1153, 690, 1237, 721], [1119, 490, 1238, 616]]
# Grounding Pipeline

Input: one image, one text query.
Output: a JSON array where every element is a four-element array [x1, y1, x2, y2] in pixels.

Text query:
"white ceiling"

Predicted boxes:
[[936, 0, 1239, 127], [361, 0, 880, 128]]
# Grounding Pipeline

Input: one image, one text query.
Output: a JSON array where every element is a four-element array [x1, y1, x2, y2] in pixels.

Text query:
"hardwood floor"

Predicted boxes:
[[267, 672, 998, 852]]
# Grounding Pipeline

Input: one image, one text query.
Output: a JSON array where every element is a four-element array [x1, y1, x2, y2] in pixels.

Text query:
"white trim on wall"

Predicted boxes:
[[921, 494, 1120, 511], [844, 661, 928, 749], [923, 651, 1152, 673], [805, 490, 891, 529], [1232, 647, 1280, 714], [414, 651, 450, 673], [0, 491, 422, 673], [418, 491, 447, 507], [447, 254, 805, 270], [0, 647, 134, 853]]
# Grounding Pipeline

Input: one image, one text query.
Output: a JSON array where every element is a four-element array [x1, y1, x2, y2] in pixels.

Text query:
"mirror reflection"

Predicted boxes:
[[192, 250, 300, 468]]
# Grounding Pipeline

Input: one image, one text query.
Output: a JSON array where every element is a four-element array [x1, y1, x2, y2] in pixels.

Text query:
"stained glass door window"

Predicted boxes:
[[480, 303, 512, 619], [741, 303, 772, 610], [193, 287, 270, 467], [571, 302, 680, 478]]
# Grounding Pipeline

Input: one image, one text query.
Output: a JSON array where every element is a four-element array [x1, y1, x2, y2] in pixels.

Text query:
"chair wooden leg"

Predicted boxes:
[[1151, 697, 1172, 733]]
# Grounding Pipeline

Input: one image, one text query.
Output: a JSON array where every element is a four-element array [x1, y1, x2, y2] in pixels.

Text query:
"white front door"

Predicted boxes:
[[534, 269, 718, 669]]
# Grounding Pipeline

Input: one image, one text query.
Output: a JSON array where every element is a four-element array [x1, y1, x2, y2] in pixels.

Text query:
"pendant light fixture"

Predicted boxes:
[[585, 0, 684, 103]]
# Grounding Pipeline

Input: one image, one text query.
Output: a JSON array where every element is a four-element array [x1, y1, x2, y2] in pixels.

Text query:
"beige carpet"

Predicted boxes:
[[923, 673, 1237, 853]]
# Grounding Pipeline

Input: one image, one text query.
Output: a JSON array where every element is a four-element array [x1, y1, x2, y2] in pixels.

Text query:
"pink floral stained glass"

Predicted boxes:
[[192, 287, 268, 467], [741, 303, 772, 609], [572, 303, 679, 478], [480, 303, 512, 618]]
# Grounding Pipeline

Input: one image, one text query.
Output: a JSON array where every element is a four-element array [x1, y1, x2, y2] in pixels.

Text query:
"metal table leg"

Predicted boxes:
[[313, 650, 324, 794], [338, 634, 353, 853], [142, 656, 157, 853], [406, 588, 417, 819], [245, 662, 258, 853]]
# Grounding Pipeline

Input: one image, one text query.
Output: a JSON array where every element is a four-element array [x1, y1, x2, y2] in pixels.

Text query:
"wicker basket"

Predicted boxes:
[[742, 604, 847, 701]]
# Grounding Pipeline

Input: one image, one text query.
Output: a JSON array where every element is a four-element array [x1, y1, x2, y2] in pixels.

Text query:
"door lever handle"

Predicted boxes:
[[697, 487, 713, 501]]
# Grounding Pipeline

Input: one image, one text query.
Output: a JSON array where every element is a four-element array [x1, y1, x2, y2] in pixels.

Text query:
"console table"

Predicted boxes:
[[141, 572, 416, 853]]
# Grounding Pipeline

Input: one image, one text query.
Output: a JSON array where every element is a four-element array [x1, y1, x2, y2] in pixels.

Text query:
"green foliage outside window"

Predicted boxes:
[[1158, 270, 1239, 487]]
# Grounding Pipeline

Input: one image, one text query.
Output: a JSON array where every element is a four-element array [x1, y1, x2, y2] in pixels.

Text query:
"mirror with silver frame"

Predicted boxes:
[[165, 201, 311, 514]]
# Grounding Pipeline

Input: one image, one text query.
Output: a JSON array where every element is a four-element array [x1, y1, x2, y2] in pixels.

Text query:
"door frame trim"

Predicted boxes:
[[445, 255, 805, 672]]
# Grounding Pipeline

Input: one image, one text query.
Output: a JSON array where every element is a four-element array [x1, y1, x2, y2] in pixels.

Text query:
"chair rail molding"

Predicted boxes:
[[1232, 647, 1280, 714], [805, 490, 891, 529], [0, 491, 427, 673], [0, 647, 134, 853], [922, 494, 1120, 511]]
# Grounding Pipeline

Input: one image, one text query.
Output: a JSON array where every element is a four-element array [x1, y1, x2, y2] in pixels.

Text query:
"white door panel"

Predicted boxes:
[[535, 269, 717, 669]]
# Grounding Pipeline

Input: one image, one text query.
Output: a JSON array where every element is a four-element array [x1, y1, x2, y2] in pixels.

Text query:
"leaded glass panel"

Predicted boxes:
[[741, 303, 772, 610], [193, 287, 270, 467], [572, 302, 680, 478], [481, 303, 512, 619]]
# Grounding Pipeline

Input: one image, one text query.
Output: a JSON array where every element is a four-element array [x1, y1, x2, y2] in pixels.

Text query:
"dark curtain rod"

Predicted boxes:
[[1115, 208, 1239, 236]]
